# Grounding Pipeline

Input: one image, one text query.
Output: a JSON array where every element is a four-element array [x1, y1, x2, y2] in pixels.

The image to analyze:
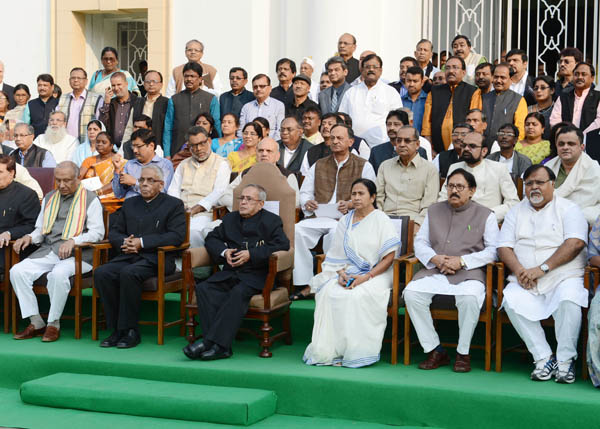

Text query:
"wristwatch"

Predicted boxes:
[[460, 257, 466, 269], [540, 263, 550, 273]]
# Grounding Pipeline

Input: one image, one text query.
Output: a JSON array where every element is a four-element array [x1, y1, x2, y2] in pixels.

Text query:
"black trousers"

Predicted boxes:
[[196, 277, 259, 349], [93, 258, 157, 331]]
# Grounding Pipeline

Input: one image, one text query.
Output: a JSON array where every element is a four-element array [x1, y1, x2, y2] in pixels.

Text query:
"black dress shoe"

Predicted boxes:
[[100, 330, 123, 348], [116, 329, 141, 349], [183, 340, 212, 360], [200, 344, 233, 361]]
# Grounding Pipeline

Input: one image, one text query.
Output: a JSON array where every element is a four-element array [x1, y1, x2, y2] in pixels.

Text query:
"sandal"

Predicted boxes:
[[290, 291, 312, 301]]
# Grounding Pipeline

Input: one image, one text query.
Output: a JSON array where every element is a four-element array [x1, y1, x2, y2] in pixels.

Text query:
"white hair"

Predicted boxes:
[[244, 184, 267, 201], [141, 164, 164, 181]]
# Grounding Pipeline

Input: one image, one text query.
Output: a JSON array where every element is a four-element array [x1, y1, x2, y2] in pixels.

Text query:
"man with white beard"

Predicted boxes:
[[33, 111, 79, 163]]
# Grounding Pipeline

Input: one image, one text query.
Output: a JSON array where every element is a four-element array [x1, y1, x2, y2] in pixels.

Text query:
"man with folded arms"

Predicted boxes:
[[498, 164, 588, 383], [94, 165, 186, 348], [11, 161, 103, 342], [404, 169, 499, 372]]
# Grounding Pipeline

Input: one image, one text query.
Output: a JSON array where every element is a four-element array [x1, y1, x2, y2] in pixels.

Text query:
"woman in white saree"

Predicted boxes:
[[303, 179, 401, 368]]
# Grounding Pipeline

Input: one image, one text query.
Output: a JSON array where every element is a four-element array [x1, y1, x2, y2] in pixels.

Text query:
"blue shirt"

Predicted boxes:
[[211, 137, 242, 158], [401, 89, 428, 133], [112, 155, 174, 199]]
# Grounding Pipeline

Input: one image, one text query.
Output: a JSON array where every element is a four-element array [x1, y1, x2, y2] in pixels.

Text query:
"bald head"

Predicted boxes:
[[257, 137, 280, 164]]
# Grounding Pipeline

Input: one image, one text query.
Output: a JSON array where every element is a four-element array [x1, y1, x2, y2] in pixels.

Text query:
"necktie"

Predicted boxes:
[[331, 89, 338, 112]]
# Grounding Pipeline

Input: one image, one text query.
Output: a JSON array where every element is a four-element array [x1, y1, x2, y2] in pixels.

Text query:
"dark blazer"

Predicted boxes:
[[204, 210, 290, 292], [219, 89, 255, 119], [277, 138, 312, 173], [487, 150, 532, 179], [108, 193, 186, 272], [369, 141, 427, 175], [318, 82, 350, 114], [133, 95, 169, 149], [101, 92, 145, 147], [2, 83, 15, 109]]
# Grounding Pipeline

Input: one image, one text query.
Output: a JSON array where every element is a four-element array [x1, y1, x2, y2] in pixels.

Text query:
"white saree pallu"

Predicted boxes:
[[303, 209, 401, 368]]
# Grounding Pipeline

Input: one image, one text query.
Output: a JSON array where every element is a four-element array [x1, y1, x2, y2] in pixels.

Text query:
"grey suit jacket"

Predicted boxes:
[[318, 82, 350, 114], [277, 138, 312, 174], [487, 150, 532, 178]]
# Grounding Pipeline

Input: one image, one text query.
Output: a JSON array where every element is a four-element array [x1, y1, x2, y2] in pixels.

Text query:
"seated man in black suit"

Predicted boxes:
[[183, 184, 290, 361], [94, 164, 186, 348]]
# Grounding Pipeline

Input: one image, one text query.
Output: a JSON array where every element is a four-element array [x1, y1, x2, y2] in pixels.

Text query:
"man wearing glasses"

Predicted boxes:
[[113, 128, 173, 199], [184, 184, 289, 361], [219, 67, 254, 119], [239, 74, 285, 140], [487, 123, 532, 180], [439, 132, 518, 222], [56, 67, 103, 143], [9, 123, 56, 168], [137, 70, 168, 150], [404, 168, 499, 373], [498, 164, 588, 383], [166, 39, 222, 97], [95, 164, 186, 349]]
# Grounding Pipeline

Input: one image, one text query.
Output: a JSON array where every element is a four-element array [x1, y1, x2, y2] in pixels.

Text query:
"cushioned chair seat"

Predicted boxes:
[[142, 271, 182, 292], [249, 287, 289, 309], [34, 272, 93, 289], [431, 294, 486, 313]]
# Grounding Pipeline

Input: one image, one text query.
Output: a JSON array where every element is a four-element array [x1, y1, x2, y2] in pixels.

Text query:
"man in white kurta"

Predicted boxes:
[[33, 111, 79, 163], [404, 168, 498, 372], [167, 127, 230, 248], [293, 125, 376, 292], [439, 132, 519, 222], [544, 125, 600, 224], [498, 164, 588, 383], [338, 54, 402, 147]]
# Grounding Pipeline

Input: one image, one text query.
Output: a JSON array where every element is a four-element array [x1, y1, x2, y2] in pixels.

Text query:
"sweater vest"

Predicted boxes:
[[560, 86, 600, 132], [179, 152, 225, 209], [306, 143, 332, 167], [173, 62, 218, 93], [171, 89, 215, 155], [412, 200, 491, 284], [482, 89, 522, 148], [314, 153, 366, 203], [28, 97, 59, 137], [57, 91, 103, 143], [10, 144, 48, 168]]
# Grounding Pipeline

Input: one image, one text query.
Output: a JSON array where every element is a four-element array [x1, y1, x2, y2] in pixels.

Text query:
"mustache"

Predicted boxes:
[[450, 193, 460, 199]]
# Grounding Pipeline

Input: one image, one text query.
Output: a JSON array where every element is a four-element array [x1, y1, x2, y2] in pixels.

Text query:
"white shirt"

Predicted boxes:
[[167, 158, 231, 211], [283, 146, 298, 168], [415, 209, 498, 270], [439, 159, 519, 222], [509, 72, 529, 96], [34, 133, 79, 164], [498, 153, 514, 173], [300, 155, 376, 216], [338, 80, 403, 147], [238, 97, 285, 140]]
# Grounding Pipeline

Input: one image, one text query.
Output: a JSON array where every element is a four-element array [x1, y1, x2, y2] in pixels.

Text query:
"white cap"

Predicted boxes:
[[301, 57, 315, 68]]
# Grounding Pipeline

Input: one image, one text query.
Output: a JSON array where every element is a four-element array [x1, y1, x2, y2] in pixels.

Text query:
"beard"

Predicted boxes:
[[45, 126, 68, 145], [459, 152, 479, 165]]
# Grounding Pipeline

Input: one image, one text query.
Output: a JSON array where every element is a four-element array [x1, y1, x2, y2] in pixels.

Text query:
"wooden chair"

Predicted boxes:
[[402, 259, 495, 371], [494, 261, 593, 380], [314, 216, 415, 365], [91, 212, 190, 345], [512, 176, 524, 200], [26, 167, 55, 196], [10, 210, 110, 339], [184, 163, 296, 357]]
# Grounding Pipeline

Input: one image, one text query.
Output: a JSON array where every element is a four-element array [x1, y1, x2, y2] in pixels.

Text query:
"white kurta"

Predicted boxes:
[[34, 133, 79, 164], [303, 209, 401, 367], [498, 197, 589, 320]]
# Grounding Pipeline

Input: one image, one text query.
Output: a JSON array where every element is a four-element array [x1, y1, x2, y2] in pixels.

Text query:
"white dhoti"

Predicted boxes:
[[403, 274, 485, 355], [502, 278, 588, 362], [293, 218, 338, 285], [10, 252, 92, 322], [189, 215, 221, 248]]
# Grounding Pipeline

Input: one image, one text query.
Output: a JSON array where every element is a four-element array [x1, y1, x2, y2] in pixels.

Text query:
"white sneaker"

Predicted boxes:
[[530, 355, 557, 381], [555, 359, 576, 384]]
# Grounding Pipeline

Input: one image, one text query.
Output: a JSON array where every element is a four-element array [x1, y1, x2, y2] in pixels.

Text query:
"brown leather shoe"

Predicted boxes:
[[418, 349, 450, 370], [41, 326, 60, 342], [453, 353, 471, 373], [14, 324, 46, 340]]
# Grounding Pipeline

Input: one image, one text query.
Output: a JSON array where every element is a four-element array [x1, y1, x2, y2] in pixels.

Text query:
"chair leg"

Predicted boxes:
[[157, 295, 165, 345], [186, 311, 197, 343], [3, 286, 8, 334], [179, 290, 185, 337], [283, 309, 292, 345], [403, 311, 411, 365], [391, 311, 398, 365], [259, 320, 273, 358], [74, 293, 81, 339], [495, 314, 503, 372], [11, 288, 17, 335], [485, 315, 492, 371], [582, 309, 589, 381], [91, 289, 98, 341]]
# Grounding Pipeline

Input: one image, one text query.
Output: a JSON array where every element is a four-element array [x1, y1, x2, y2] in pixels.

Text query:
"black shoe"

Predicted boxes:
[[100, 330, 123, 348], [183, 340, 212, 360], [116, 329, 141, 349], [200, 344, 232, 361]]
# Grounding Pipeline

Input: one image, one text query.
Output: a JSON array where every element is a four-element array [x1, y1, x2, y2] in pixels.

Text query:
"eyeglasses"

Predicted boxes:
[[144, 79, 161, 85], [0, 97, 7, 101], [280, 127, 299, 134], [363, 65, 381, 71], [463, 143, 483, 150], [185, 48, 202, 53], [243, 131, 258, 137], [533, 86, 550, 91], [230, 76, 244, 81], [188, 142, 208, 149], [131, 144, 149, 150], [451, 131, 469, 137], [101, 57, 117, 62], [393, 137, 417, 143], [138, 177, 163, 184], [237, 196, 260, 202], [497, 131, 516, 137], [447, 184, 467, 191], [253, 84, 268, 90], [445, 65, 462, 71], [69, 76, 86, 81], [524, 179, 551, 187], [14, 133, 32, 139]]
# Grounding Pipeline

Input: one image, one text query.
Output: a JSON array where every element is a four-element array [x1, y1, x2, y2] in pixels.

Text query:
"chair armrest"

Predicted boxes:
[[212, 206, 228, 221], [157, 243, 190, 253], [271, 249, 293, 272], [315, 254, 325, 274], [185, 247, 212, 268], [89, 241, 113, 250]]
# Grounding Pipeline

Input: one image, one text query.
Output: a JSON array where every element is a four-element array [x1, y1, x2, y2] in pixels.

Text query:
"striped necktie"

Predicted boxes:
[[331, 88, 339, 112]]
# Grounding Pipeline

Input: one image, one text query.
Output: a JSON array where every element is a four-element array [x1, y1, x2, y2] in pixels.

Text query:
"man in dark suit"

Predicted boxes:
[[277, 116, 312, 174], [133, 70, 169, 149], [94, 164, 186, 348], [318, 56, 350, 114], [183, 184, 290, 361]]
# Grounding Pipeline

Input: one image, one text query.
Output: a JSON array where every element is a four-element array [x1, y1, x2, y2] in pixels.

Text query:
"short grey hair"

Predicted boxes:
[[14, 123, 35, 135], [244, 184, 267, 201], [49, 110, 67, 122], [55, 161, 79, 178], [398, 125, 420, 140], [141, 164, 164, 181], [186, 39, 204, 51]]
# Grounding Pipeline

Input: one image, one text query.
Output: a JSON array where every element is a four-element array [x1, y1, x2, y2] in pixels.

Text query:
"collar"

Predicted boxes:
[[574, 87, 591, 99], [145, 93, 161, 102], [255, 97, 272, 106], [334, 154, 349, 167], [448, 199, 473, 213], [135, 154, 161, 166], [396, 153, 420, 168], [69, 89, 87, 100]]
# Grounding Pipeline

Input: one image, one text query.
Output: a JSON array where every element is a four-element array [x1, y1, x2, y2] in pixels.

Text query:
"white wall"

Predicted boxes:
[[171, 0, 423, 88], [1, 0, 51, 97]]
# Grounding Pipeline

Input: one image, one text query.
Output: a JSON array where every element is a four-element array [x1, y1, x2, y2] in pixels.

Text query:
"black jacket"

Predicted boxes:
[[204, 210, 290, 291], [277, 138, 312, 174], [133, 95, 169, 148], [108, 193, 186, 272]]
